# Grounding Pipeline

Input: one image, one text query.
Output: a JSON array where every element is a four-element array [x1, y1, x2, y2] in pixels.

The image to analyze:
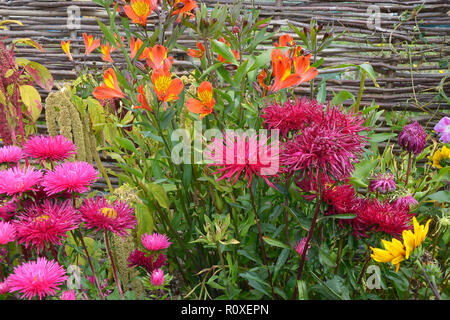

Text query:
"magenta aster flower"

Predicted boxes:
[[434, 116, 450, 143], [42, 161, 99, 195], [0, 166, 42, 196], [0, 281, 9, 295], [0, 145, 23, 164], [204, 132, 280, 188], [23, 135, 77, 163], [368, 173, 396, 194], [260, 98, 322, 137], [150, 268, 164, 286], [353, 199, 413, 237], [323, 182, 362, 214], [0, 197, 17, 220], [0, 221, 16, 244], [281, 106, 367, 180], [141, 233, 171, 251], [294, 237, 310, 259], [398, 121, 427, 155], [78, 197, 136, 237], [7, 257, 68, 300], [60, 289, 76, 300], [13, 200, 80, 252], [128, 249, 167, 273], [392, 195, 419, 210]]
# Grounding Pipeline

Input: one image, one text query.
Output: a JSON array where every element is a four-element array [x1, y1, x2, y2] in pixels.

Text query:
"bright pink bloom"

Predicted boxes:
[[261, 98, 322, 137], [0, 167, 42, 196], [0, 197, 17, 220], [7, 257, 68, 300], [128, 249, 167, 272], [391, 195, 418, 210], [23, 135, 77, 163], [78, 197, 136, 237], [368, 173, 396, 194], [205, 132, 280, 188], [141, 233, 171, 251], [0, 145, 23, 164], [0, 281, 9, 295], [60, 289, 76, 300], [14, 200, 80, 252], [434, 116, 450, 143], [398, 121, 427, 155], [42, 161, 99, 195], [0, 221, 16, 244], [150, 268, 164, 286], [294, 237, 310, 259]]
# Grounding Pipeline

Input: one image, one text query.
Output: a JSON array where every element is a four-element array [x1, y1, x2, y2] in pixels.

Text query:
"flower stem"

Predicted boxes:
[[104, 230, 124, 299], [249, 186, 276, 300], [405, 151, 412, 186]]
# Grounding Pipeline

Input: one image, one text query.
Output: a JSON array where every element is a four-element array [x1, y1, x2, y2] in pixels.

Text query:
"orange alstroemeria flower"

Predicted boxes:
[[257, 69, 271, 96], [101, 43, 114, 63], [172, 0, 198, 22], [93, 68, 126, 100], [83, 33, 100, 56], [130, 37, 146, 60], [217, 37, 239, 64], [151, 68, 184, 104], [292, 50, 319, 84], [61, 40, 73, 61], [187, 42, 205, 59], [144, 44, 174, 71], [133, 85, 152, 111], [275, 34, 294, 47], [124, 0, 157, 27], [270, 48, 302, 91], [186, 81, 214, 119]]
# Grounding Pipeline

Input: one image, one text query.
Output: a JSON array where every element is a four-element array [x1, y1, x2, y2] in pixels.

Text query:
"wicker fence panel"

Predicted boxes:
[[1, 0, 449, 189]]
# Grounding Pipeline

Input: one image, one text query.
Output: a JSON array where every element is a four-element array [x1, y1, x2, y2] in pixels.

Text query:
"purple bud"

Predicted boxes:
[[398, 121, 427, 155]]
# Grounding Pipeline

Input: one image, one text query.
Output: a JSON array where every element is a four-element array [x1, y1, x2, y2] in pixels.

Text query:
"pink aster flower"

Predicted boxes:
[[204, 132, 280, 188], [141, 233, 171, 251], [78, 197, 136, 237], [0, 166, 42, 196], [13, 200, 80, 252], [353, 199, 413, 237], [294, 237, 310, 259], [368, 173, 396, 194], [128, 249, 167, 273], [281, 106, 367, 181], [150, 268, 164, 286], [434, 116, 450, 143], [23, 135, 77, 163], [0, 281, 10, 295], [0, 197, 17, 220], [60, 289, 76, 300], [391, 195, 419, 210], [260, 98, 322, 137], [0, 145, 23, 164], [0, 221, 16, 244], [398, 121, 427, 155], [42, 161, 99, 195], [7, 257, 68, 300]]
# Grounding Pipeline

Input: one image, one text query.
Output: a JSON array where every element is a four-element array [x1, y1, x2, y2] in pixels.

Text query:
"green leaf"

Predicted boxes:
[[297, 280, 309, 300], [350, 159, 378, 187], [428, 191, 450, 203], [330, 90, 355, 106], [115, 136, 136, 153], [24, 61, 53, 91], [262, 236, 290, 249], [358, 63, 379, 88], [135, 203, 154, 241], [13, 38, 44, 52], [19, 84, 41, 122], [148, 183, 170, 209], [211, 39, 237, 65], [369, 132, 397, 143]]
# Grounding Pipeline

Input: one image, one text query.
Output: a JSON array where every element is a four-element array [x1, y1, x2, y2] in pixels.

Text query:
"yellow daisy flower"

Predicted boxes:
[[402, 216, 431, 259], [370, 238, 406, 272], [430, 146, 450, 169]]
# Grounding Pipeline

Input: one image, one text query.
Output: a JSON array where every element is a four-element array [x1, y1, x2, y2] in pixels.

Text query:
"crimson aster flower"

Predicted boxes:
[[7, 257, 68, 300], [0, 166, 42, 197], [141, 232, 171, 251], [23, 135, 77, 163], [205, 132, 280, 188], [294, 237, 310, 259], [0, 145, 23, 164], [150, 268, 164, 286], [128, 249, 167, 273], [78, 197, 136, 238], [260, 98, 322, 137], [42, 161, 99, 195], [0, 221, 16, 244], [0, 198, 17, 221], [368, 173, 396, 194], [434, 116, 450, 143], [323, 182, 362, 215], [0, 281, 9, 295], [398, 121, 427, 155], [13, 200, 80, 252]]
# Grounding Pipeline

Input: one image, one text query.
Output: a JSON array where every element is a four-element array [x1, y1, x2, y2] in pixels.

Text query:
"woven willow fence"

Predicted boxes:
[[1, 0, 449, 189]]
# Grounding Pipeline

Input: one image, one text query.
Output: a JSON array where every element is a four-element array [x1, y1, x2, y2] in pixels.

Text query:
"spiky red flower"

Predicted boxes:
[[128, 249, 167, 272], [0, 221, 16, 244], [42, 161, 99, 195], [205, 132, 280, 188], [7, 257, 67, 300], [294, 237, 310, 259], [23, 135, 77, 163], [260, 98, 322, 137], [141, 232, 171, 251], [398, 121, 427, 155], [368, 173, 396, 194], [13, 200, 80, 252], [0, 145, 23, 164], [0, 197, 17, 221], [78, 197, 136, 238], [0, 167, 42, 197]]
